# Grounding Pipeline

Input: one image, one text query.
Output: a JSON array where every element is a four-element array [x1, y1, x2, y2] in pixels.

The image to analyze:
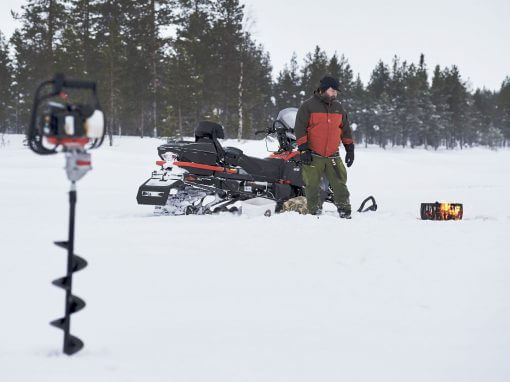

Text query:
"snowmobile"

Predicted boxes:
[[136, 108, 377, 215]]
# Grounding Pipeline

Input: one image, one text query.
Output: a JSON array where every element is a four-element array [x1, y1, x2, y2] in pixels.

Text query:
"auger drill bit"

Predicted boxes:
[[50, 183, 87, 355]]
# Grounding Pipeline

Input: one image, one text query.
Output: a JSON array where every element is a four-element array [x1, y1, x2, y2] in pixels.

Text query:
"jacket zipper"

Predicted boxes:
[[325, 102, 330, 156]]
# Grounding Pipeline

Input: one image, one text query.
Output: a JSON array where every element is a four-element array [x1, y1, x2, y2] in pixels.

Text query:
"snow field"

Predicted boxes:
[[0, 135, 509, 381]]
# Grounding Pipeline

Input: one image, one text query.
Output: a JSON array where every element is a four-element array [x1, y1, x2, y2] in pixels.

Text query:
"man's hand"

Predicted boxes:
[[300, 150, 313, 166], [344, 143, 354, 167]]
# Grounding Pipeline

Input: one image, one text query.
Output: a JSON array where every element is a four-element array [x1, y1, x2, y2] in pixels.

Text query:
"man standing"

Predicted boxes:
[[295, 75, 355, 218]]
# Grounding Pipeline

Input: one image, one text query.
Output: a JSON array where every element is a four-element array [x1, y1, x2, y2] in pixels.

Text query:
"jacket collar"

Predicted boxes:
[[313, 90, 334, 106]]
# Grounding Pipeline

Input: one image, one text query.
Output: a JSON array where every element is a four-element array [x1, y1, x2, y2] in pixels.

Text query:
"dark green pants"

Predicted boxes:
[[302, 155, 351, 213]]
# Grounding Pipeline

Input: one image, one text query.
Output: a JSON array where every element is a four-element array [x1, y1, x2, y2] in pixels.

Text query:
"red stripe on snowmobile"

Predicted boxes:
[[76, 160, 91, 166], [270, 151, 300, 161], [47, 137, 90, 146], [173, 161, 238, 174], [156, 160, 166, 166]]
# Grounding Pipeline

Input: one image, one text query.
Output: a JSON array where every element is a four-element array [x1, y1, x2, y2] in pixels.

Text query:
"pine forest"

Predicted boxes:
[[0, 0, 509, 149]]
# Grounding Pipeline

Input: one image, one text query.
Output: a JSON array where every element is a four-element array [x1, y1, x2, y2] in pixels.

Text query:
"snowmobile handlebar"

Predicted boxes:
[[255, 119, 291, 136]]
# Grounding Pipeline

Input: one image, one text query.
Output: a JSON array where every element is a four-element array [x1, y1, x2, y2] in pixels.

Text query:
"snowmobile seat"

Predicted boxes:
[[193, 120, 282, 180], [238, 155, 283, 181], [223, 147, 243, 166], [223, 146, 281, 180]]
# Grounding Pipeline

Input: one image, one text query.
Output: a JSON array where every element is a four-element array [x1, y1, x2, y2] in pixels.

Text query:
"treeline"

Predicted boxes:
[[0, 0, 273, 141], [0, 0, 509, 149], [274, 48, 510, 149]]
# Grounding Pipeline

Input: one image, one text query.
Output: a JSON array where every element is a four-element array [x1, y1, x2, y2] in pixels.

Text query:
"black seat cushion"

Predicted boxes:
[[238, 156, 282, 181], [223, 147, 244, 166]]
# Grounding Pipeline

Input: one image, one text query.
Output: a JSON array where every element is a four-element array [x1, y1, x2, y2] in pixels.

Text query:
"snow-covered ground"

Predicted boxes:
[[1, 134, 509, 382]]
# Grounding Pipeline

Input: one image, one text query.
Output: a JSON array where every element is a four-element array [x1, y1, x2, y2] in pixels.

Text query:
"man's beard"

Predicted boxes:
[[321, 93, 336, 103]]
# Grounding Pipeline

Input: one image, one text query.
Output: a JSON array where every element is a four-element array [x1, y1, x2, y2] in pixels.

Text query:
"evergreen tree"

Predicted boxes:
[[473, 88, 502, 148], [0, 31, 13, 134], [402, 62, 420, 147], [56, 0, 96, 78], [388, 56, 408, 146], [93, 0, 128, 142], [327, 53, 354, 104], [300, 46, 328, 96], [147, 0, 175, 138], [123, 0, 155, 138], [168, 0, 214, 137], [210, 0, 245, 136], [367, 61, 393, 148], [496, 77, 510, 146], [399, 55, 434, 148], [167, 0, 272, 138], [414, 54, 435, 149], [236, 35, 273, 138], [274, 53, 302, 110], [444, 66, 469, 148], [120, 0, 174, 138], [10, 0, 67, 131], [430, 65, 450, 149], [349, 74, 369, 146]]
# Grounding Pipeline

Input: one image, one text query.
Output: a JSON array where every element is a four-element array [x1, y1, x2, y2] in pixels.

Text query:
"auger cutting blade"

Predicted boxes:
[[54, 241, 69, 249], [72, 255, 88, 272], [64, 335, 84, 356], [69, 295, 86, 313], [50, 317, 66, 330], [52, 276, 71, 290]]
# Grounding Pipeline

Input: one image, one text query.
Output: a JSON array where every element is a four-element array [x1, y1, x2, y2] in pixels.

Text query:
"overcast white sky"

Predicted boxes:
[[1, 0, 509, 90], [242, 0, 509, 91]]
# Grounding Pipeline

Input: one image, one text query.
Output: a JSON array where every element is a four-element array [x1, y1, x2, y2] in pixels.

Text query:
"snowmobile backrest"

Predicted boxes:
[[194, 121, 225, 162], [195, 121, 225, 141]]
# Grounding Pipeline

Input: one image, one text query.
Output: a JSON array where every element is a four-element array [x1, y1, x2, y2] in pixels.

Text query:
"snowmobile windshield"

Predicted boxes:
[[276, 108, 298, 131]]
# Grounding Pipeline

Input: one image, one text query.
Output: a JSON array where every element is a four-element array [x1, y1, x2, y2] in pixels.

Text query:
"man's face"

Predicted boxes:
[[325, 87, 338, 98]]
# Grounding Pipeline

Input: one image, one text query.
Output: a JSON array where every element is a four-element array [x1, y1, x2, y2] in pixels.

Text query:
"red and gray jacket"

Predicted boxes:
[[295, 92, 354, 157]]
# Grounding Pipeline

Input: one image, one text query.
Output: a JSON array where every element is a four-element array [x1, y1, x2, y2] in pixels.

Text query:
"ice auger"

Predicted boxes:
[[27, 73, 105, 355]]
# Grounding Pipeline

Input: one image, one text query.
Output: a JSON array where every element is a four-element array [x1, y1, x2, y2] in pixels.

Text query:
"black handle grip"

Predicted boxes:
[[63, 79, 96, 90], [52, 74, 96, 93]]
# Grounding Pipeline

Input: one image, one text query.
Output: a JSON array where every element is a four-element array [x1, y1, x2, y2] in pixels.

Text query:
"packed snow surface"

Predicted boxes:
[[0, 134, 509, 382]]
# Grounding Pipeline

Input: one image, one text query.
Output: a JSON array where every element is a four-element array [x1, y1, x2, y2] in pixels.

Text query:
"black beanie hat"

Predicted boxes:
[[319, 75, 340, 91]]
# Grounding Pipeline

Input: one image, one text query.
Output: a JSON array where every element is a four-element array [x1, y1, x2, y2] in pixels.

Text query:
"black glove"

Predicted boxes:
[[300, 150, 313, 165], [344, 144, 354, 167]]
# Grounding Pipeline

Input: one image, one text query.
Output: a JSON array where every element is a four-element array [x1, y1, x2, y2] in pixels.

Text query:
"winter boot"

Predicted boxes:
[[338, 208, 352, 219]]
